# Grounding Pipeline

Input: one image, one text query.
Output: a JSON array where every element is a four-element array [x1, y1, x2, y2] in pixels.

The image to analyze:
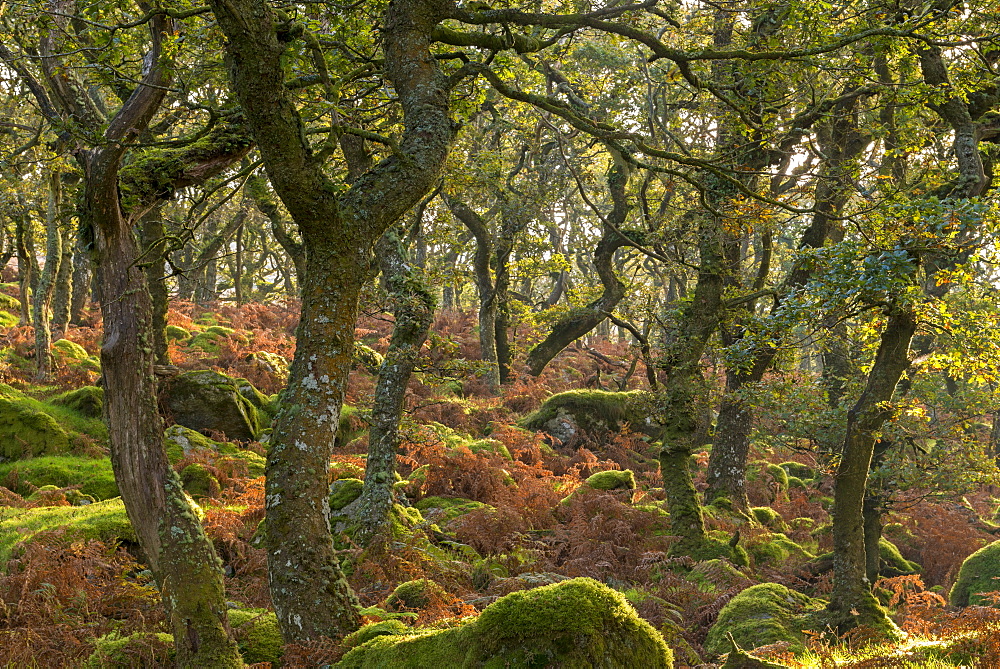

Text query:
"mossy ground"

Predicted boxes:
[[0, 455, 118, 499], [0, 498, 136, 566]]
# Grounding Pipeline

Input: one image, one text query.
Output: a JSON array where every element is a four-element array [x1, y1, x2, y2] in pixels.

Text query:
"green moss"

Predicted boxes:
[[82, 632, 175, 668], [229, 608, 283, 664], [746, 532, 814, 567], [465, 438, 512, 460], [386, 579, 447, 610], [354, 341, 385, 374], [787, 476, 807, 489], [949, 539, 1000, 606], [585, 469, 636, 491], [165, 324, 190, 341], [0, 383, 107, 445], [0, 292, 21, 313], [0, 498, 136, 566], [765, 463, 789, 490], [0, 455, 118, 500], [0, 396, 72, 460], [520, 389, 659, 440], [251, 350, 289, 378], [50, 386, 104, 419], [751, 507, 789, 532], [330, 478, 365, 511], [780, 461, 817, 480], [51, 338, 89, 361], [345, 620, 409, 648], [339, 577, 672, 668], [338, 404, 367, 446], [704, 583, 824, 658], [414, 496, 490, 523], [165, 424, 220, 462], [180, 463, 220, 499], [879, 537, 920, 574], [164, 370, 264, 441]]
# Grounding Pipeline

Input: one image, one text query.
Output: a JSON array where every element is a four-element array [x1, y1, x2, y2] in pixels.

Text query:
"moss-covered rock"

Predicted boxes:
[[188, 325, 245, 353], [165, 324, 190, 341], [585, 469, 636, 491], [337, 404, 367, 447], [765, 463, 789, 490], [0, 397, 72, 460], [0, 497, 136, 566], [82, 632, 175, 668], [52, 338, 90, 361], [345, 620, 409, 649], [745, 532, 814, 567], [164, 424, 266, 477], [250, 350, 290, 379], [704, 583, 824, 658], [330, 478, 365, 512], [750, 507, 789, 532], [228, 608, 283, 665], [354, 341, 385, 374], [414, 496, 490, 524], [0, 455, 118, 500], [0, 292, 21, 313], [163, 370, 264, 441], [780, 461, 817, 481], [520, 390, 659, 444], [879, 537, 920, 574], [50, 386, 104, 419], [386, 578, 447, 611], [180, 463, 220, 499], [338, 577, 672, 668], [165, 424, 221, 462], [950, 539, 1000, 606]]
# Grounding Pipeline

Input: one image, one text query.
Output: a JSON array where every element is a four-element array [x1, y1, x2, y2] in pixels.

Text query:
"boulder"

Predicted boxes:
[[50, 386, 104, 419], [162, 370, 265, 441], [386, 578, 447, 611], [521, 390, 659, 445], [950, 539, 1000, 606], [585, 469, 636, 491], [704, 583, 823, 658], [337, 577, 672, 668], [0, 397, 71, 461], [164, 424, 266, 477]]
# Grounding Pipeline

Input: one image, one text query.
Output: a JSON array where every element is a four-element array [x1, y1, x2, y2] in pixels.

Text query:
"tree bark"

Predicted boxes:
[[445, 196, 501, 391], [208, 0, 457, 642], [79, 13, 243, 667], [525, 162, 630, 376], [827, 306, 916, 632], [34, 171, 61, 380], [351, 229, 435, 544]]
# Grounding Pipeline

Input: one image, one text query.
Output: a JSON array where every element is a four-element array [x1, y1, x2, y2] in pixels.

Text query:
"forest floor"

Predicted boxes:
[[1, 294, 999, 667]]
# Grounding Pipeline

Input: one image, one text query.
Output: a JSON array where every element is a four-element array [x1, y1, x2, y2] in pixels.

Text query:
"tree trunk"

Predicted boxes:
[[76, 12, 243, 666], [446, 197, 501, 391], [140, 207, 170, 365], [70, 225, 92, 324], [351, 229, 435, 544], [208, 0, 456, 642], [34, 171, 62, 380], [525, 162, 630, 376], [828, 306, 916, 633], [50, 203, 74, 338], [16, 214, 36, 325]]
